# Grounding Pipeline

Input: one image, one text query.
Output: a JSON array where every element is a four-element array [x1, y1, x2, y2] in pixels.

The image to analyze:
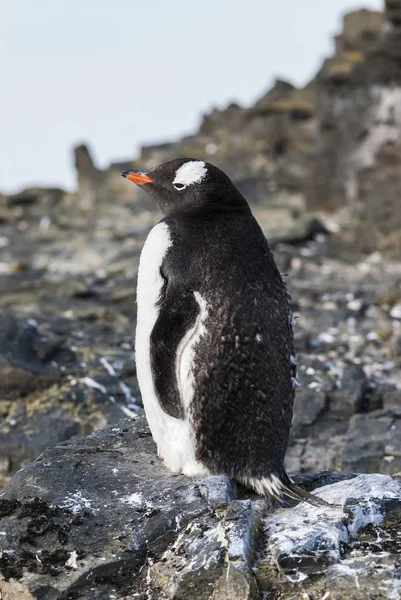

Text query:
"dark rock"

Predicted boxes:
[[326, 365, 368, 420], [342, 406, 401, 473], [310, 6, 401, 255], [5, 188, 65, 209], [0, 309, 140, 488], [197, 475, 237, 510], [0, 312, 76, 398], [0, 418, 254, 600], [269, 216, 329, 247], [1, 422, 401, 600]]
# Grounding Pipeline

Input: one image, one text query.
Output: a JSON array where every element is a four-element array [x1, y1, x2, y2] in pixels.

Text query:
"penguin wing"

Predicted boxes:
[[150, 279, 199, 419]]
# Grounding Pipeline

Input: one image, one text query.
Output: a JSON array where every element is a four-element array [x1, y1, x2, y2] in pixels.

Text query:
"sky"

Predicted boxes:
[[1, 0, 383, 192]]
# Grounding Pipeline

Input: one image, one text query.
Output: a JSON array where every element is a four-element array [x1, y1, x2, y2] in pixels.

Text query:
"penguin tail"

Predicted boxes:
[[279, 480, 333, 508], [240, 473, 333, 508]]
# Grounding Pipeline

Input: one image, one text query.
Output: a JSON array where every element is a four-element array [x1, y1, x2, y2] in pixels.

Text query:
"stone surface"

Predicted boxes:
[[343, 406, 401, 474], [0, 419, 209, 599], [0, 305, 141, 487], [1, 421, 401, 599], [311, 3, 401, 256]]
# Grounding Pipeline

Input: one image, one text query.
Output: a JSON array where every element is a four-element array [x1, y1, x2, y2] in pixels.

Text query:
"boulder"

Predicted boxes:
[[1, 418, 401, 599], [0, 307, 140, 489]]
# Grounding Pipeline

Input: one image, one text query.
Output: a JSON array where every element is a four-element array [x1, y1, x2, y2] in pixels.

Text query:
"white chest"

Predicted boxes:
[[135, 222, 209, 476]]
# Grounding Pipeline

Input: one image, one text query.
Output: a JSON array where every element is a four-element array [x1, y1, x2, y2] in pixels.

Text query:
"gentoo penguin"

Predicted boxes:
[[122, 158, 325, 505]]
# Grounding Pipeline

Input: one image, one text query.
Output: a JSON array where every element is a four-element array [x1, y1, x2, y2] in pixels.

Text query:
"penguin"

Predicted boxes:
[[122, 158, 326, 506]]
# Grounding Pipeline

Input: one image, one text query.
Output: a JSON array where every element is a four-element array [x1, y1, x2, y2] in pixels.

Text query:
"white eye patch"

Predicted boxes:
[[173, 161, 207, 189]]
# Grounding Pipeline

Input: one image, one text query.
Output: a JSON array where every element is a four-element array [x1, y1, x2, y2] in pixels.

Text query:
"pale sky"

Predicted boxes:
[[1, 0, 382, 192]]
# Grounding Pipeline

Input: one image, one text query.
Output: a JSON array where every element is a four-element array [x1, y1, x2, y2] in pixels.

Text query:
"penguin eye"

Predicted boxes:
[[173, 182, 186, 191]]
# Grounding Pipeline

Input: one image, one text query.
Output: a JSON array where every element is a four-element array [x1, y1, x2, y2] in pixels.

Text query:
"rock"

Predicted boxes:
[[0, 311, 77, 398], [258, 474, 401, 598], [1, 421, 401, 600], [342, 406, 401, 473], [148, 501, 260, 600], [5, 188, 65, 209], [0, 575, 34, 600], [0, 419, 206, 598], [268, 216, 329, 247], [265, 474, 401, 576], [74, 144, 106, 212], [310, 5, 401, 255], [0, 418, 256, 600], [197, 475, 237, 510], [390, 304, 401, 319], [0, 309, 141, 488], [325, 365, 368, 420]]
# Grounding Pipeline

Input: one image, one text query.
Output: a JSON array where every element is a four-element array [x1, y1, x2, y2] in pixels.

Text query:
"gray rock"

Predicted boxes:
[[0, 310, 140, 487], [197, 475, 237, 510], [343, 406, 401, 473], [326, 365, 368, 420], [0, 418, 209, 599], [258, 474, 401, 598], [148, 505, 262, 600], [1, 422, 401, 600]]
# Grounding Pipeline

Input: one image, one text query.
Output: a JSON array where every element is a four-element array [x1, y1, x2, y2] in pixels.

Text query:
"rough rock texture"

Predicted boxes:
[[1, 419, 401, 599], [2, 195, 401, 489], [310, 2, 401, 255], [1, 194, 401, 489]]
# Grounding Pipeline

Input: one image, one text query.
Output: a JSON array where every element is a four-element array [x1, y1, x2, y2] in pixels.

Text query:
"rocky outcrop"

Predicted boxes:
[[1, 169, 401, 486], [1, 418, 401, 599], [311, 2, 401, 254], [0, 308, 141, 488]]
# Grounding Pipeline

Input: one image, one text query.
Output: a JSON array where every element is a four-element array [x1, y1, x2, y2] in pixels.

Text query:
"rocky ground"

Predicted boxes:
[[0, 419, 401, 600], [1, 190, 401, 492]]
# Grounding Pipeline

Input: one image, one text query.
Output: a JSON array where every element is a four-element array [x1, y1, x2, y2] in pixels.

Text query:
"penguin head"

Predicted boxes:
[[122, 157, 250, 217]]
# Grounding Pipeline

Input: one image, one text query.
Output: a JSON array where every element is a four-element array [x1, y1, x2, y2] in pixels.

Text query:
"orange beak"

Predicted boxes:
[[121, 170, 153, 184]]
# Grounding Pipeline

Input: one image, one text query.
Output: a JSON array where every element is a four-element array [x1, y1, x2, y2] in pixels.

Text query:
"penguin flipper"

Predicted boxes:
[[150, 284, 199, 419]]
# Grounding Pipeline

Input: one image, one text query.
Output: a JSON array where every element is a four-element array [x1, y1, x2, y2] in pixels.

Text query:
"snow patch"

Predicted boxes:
[[60, 491, 97, 514], [80, 377, 107, 394], [120, 492, 144, 508], [100, 357, 117, 376], [65, 550, 78, 570]]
